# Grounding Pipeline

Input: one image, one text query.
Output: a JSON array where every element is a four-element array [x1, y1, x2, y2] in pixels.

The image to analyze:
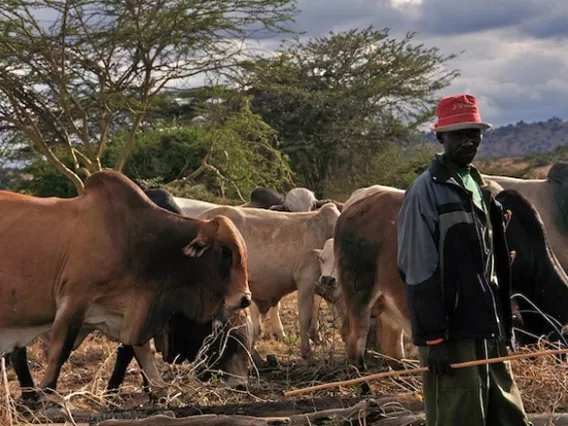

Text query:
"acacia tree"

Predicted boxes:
[[0, 0, 297, 192], [232, 27, 460, 196]]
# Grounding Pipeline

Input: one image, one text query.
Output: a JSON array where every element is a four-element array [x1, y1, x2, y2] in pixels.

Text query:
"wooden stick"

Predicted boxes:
[[284, 348, 568, 397]]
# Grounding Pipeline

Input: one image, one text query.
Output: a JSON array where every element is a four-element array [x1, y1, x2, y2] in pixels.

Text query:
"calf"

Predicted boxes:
[[315, 238, 416, 368]]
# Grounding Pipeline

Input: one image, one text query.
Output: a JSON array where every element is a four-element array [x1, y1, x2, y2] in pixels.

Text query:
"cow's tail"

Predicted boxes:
[[334, 211, 379, 367]]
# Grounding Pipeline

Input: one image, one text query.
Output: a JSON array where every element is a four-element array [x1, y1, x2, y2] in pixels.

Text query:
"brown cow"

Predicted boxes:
[[323, 186, 568, 369], [315, 237, 416, 367], [0, 170, 251, 399], [317, 190, 414, 368]]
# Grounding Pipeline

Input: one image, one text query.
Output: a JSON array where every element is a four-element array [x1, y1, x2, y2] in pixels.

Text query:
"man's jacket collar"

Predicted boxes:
[[428, 153, 490, 191]]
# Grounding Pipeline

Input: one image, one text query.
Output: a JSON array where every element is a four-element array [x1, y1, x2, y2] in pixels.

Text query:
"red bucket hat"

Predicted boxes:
[[430, 93, 492, 132]]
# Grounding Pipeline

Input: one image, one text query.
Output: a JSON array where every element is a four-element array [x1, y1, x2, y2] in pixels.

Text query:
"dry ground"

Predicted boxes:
[[1, 293, 567, 425]]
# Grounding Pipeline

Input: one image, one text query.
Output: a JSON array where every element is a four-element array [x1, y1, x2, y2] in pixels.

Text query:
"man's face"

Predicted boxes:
[[439, 128, 482, 167]]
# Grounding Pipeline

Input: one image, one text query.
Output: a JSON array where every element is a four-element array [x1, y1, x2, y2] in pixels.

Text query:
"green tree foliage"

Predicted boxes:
[[232, 27, 460, 196], [159, 92, 294, 201], [0, 0, 297, 192], [18, 93, 293, 199]]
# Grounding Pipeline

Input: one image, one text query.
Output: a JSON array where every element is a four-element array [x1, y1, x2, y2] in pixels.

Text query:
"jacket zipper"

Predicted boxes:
[[469, 195, 501, 333], [477, 273, 487, 292]]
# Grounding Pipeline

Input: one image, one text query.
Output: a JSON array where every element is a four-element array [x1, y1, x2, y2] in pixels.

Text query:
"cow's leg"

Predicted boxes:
[[309, 295, 323, 343], [376, 313, 405, 369], [132, 343, 167, 390], [251, 347, 266, 367], [403, 332, 419, 359], [37, 302, 85, 393], [269, 302, 286, 341], [106, 345, 136, 393], [297, 286, 318, 359], [249, 300, 263, 341], [345, 303, 373, 369], [8, 347, 37, 402], [295, 251, 324, 357]]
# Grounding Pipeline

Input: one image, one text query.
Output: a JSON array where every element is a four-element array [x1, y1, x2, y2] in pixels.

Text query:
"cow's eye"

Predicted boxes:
[[220, 246, 232, 279]]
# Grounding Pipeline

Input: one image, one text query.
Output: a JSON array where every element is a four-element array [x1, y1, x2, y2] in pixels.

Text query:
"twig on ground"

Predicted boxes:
[[284, 348, 568, 397]]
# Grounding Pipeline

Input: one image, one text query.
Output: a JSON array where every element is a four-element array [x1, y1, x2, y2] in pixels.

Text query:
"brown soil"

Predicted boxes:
[[1, 293, 566, 425]]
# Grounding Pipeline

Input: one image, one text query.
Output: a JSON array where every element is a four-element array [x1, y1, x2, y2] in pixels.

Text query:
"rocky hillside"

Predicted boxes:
[[421, 117, 568, 159]]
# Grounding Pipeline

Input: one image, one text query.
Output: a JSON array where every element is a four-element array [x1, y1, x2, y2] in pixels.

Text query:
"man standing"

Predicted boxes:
[[397, 94, 531, 425]]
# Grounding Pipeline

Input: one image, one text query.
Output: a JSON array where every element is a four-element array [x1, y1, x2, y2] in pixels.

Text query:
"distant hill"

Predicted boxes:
[[420, 117, 568, 159], [474, 142, 568, 179]]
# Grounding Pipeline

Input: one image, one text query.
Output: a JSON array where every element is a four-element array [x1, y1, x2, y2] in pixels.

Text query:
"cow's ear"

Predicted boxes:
[[313, 248, 322, 261], [183, 237, 211, 258]]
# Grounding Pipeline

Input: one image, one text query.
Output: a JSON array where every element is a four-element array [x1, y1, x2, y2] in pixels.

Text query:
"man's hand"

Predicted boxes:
[[427, 342, 453, 376]]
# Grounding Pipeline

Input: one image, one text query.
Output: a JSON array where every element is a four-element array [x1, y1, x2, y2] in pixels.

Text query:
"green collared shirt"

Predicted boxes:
[[443, 157, 484, 211]]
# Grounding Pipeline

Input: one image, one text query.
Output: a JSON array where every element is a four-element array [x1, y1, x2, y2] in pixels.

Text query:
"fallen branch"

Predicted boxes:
[[96, 414, 274, 426], [284, 348, 568, 397], [91, 409, 568, 426], [287, 399, 373, 425], [38, 394, 424, 424]]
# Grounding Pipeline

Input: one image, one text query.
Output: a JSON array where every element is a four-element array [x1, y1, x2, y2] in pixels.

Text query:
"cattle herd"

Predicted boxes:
[[1, 165, 568, 407]]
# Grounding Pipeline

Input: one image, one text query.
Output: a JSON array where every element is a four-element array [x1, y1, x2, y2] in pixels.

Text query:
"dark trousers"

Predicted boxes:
[[418, 338, 531, 426]]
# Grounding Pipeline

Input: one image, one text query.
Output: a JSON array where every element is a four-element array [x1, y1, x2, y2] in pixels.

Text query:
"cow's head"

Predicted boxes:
[[316, 238, 339, 294], [181, 215, 252, 325], [314, 238, 347, 330], [154, 308, 254, 389], [496, 189, 568, 345], [126, 214, 251, 346], [316, 203, 341, 238]]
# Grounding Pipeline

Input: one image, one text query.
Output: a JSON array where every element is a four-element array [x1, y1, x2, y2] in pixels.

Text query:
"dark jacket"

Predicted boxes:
[[397, 154, 513, 346]]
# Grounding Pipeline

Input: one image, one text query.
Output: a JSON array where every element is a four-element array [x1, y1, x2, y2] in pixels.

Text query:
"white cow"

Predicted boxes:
[[172, 197, 222, 218], [283, 187, 318, 212], [172, 188, 339, 342], [198, 204, 341, 358]]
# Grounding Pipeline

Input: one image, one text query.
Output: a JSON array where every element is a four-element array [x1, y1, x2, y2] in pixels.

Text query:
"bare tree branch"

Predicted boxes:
[[0, 0, 298, 191]]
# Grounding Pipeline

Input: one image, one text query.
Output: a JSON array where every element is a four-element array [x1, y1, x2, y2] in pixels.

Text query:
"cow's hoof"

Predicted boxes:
[[359, 382, 372, 396], [224, 376, 248, 390], [272, 332, 286, 341], [300, 348, 313, 360], [309, 332, 322, 344], [385, 360, 406, 371], [20, 389, 40, 405], [266, 354, 279, 367], [16, 391, 42, 410]]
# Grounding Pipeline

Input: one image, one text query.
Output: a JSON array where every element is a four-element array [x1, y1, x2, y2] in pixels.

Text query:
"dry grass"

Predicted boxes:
[[1, 293, 567, 425], [476, 156, 553, 179]]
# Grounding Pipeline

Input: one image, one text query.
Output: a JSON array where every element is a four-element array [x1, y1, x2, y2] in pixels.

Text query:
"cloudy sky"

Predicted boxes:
[[260, 0, 568, 128], [31, 1, 568, 130]]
